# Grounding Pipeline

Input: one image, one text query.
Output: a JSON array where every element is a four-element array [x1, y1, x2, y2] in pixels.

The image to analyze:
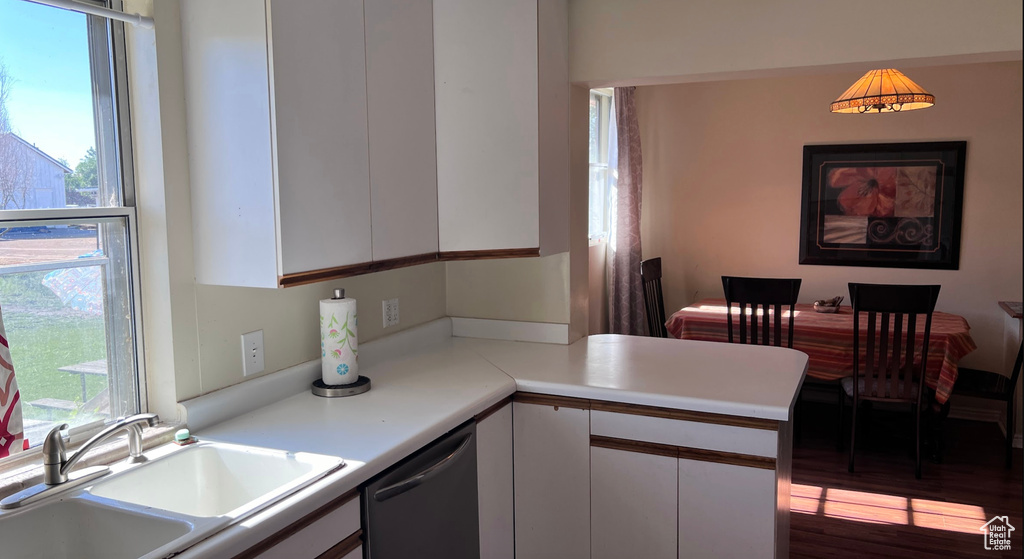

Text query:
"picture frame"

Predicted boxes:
[[799, 141, 966, 269]]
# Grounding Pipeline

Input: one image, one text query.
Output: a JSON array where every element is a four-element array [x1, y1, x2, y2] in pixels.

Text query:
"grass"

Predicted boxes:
[[0, 271, 108, 424]]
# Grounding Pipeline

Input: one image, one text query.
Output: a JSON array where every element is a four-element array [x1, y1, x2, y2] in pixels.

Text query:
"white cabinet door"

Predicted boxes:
[[477, 404, 514, 559], [433, 0, 539, 253], [269, 0, 372, 275], [365, 0, 439, 261], [513, 400, 589, 559], [591, 446, 678, 559], [678, 459, 777, 559], [182, 0, 279, 288], [183, 0, 373, 287]]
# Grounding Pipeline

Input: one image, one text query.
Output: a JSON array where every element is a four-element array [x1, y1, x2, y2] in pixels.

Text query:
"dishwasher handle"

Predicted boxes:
[[373, 433, 473, 502]]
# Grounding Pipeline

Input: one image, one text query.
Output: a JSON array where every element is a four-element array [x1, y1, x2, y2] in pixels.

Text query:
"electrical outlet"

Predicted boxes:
[[241, 330, 265, 376], [382, 298, 400, 328]]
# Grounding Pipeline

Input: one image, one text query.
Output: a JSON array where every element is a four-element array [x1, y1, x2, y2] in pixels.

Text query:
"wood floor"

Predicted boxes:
[[790, 401, 1023, 558]]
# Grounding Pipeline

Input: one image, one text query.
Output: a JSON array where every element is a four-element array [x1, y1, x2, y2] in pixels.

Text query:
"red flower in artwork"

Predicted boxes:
[[828, 167, 897, 217]]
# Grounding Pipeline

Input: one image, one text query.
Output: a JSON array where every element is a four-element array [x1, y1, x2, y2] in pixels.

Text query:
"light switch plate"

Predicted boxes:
[[241, 330, 265, 376]]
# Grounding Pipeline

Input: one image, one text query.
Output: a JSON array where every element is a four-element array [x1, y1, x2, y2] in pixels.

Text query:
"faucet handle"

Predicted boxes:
[[42, 423, 70, 468]]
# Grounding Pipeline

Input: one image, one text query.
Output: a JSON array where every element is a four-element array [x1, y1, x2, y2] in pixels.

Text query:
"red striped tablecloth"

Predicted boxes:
[[666, 298, 977, 404]]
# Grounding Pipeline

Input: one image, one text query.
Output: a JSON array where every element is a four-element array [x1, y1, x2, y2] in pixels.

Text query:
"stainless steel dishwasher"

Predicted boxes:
[[362, 420, 479, 559]]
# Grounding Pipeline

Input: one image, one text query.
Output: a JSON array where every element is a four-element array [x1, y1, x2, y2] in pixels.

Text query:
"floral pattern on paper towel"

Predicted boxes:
[[320, 310, 358, 377]]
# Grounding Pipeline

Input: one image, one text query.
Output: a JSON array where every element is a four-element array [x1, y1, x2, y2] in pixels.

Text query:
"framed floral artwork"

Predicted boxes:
[[799, 142, 966, 269]]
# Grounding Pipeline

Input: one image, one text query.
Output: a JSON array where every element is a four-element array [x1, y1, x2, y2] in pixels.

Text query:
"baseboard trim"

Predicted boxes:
[[451, 317, 570, 344]]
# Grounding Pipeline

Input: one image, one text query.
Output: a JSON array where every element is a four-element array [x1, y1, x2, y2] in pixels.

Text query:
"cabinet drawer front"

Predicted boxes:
[[258, 494, 360, 559], [591, 410, 778, 458]]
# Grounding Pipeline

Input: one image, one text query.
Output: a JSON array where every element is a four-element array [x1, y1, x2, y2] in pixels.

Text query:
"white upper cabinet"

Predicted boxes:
[[183, 0, 371, 288], [433, 0, 541, 253], [184, 0, 564, 287], [270, 0, 372, 276], [365, 0, 439, 261]]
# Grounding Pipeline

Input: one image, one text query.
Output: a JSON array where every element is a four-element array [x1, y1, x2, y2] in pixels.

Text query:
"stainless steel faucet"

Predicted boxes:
[[42, 413, 159, 485], [0, 413, 160, 510]]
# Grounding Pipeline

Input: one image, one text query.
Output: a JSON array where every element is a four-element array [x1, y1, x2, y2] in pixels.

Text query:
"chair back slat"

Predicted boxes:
[[849, 283, 940, 404], [902, 313, 917, 399], [770, 303, 778, 346], [761, 304, 771, 345], [722, 276, 801, 349], [890, 313, 904, 398], [640, 258, 668, 338], [738, 303, 748, 344], [881, 312, 894, 397], [865, 312, 877, 397]]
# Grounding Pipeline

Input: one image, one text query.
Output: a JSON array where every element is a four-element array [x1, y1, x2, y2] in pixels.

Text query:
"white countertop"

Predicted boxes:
[[174, 329, 808, 557], [463, 334, 808, 420]]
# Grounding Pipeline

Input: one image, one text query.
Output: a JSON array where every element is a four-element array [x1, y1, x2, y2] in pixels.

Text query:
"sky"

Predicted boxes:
[[0, 0, 96, 166]]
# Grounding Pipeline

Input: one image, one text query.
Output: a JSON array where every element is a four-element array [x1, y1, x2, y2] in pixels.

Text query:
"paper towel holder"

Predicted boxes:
[[312, 376, 371, 398]]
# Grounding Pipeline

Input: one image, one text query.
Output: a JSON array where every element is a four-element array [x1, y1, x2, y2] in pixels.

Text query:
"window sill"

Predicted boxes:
[[0, 422, 181, 502]]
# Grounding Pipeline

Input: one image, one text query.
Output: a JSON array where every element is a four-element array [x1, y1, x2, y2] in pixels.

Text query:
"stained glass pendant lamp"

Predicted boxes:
[[830, 69, 934, 113]]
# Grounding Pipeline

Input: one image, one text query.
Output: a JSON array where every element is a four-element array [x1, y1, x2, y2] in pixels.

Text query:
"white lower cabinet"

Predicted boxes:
[[678, 459, 777, 559], [513, 399, 590, 559], [477, 403, 515, 559], [591, 446, 678, 559]]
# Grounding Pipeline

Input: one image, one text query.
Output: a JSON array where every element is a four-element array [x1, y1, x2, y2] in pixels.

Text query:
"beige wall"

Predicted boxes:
[[446, 253, 571, 324], [188, 263, 447, 398], [570, 0, 1022, 86], [588, 243, 607, 334], [636, 61, 1023, 372]]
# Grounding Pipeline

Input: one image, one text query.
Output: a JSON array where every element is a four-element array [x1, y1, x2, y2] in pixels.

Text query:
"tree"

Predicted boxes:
[[0, 61, 35, 211], [64, 147, 98, 206]]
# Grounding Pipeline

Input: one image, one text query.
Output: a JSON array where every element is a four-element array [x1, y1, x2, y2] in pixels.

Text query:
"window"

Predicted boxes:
[[0, 0, 143, 450], [589, 88, 616, 243]]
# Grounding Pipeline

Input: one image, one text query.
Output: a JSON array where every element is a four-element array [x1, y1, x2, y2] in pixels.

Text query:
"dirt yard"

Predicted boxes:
[[0, 236, 99, 266]]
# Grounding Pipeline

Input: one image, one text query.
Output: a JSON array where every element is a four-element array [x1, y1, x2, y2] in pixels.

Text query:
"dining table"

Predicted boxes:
[[666, 298, 978, 404]]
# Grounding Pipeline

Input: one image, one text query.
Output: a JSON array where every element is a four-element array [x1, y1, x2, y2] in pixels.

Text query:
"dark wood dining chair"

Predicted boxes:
[[844, 282, 940, 479], [640, 258, 668, 338], [721, 276, 802, 347], [952, 341, 1022, 468]]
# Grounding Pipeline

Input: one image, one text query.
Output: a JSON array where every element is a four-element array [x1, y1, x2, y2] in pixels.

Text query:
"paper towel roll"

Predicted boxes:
[[320, 294, 358, 385]]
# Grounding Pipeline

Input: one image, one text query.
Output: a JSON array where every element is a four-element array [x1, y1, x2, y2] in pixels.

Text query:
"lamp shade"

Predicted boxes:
[[830, 69, 934, 114]]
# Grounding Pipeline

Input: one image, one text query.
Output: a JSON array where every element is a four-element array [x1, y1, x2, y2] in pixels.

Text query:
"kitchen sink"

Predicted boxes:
[[0, 440, 347, 558], [0, 498, 192, 559], [88, 441, 345, 518]]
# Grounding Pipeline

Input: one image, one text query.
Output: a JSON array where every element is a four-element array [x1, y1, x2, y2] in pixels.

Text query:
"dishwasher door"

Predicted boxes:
[[363, 420, 479, 559]]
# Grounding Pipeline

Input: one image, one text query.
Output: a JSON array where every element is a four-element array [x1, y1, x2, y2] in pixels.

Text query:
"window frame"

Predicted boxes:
[[0, 0, 146, 458], [589, 88, 615, 244]]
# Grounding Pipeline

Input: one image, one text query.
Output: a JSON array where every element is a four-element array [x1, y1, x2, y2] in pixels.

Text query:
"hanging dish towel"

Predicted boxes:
[[0, 302, 24, 457]]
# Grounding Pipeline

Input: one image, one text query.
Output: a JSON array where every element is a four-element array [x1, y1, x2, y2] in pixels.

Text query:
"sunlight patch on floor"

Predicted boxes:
[[792, 483, 987, 534]]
